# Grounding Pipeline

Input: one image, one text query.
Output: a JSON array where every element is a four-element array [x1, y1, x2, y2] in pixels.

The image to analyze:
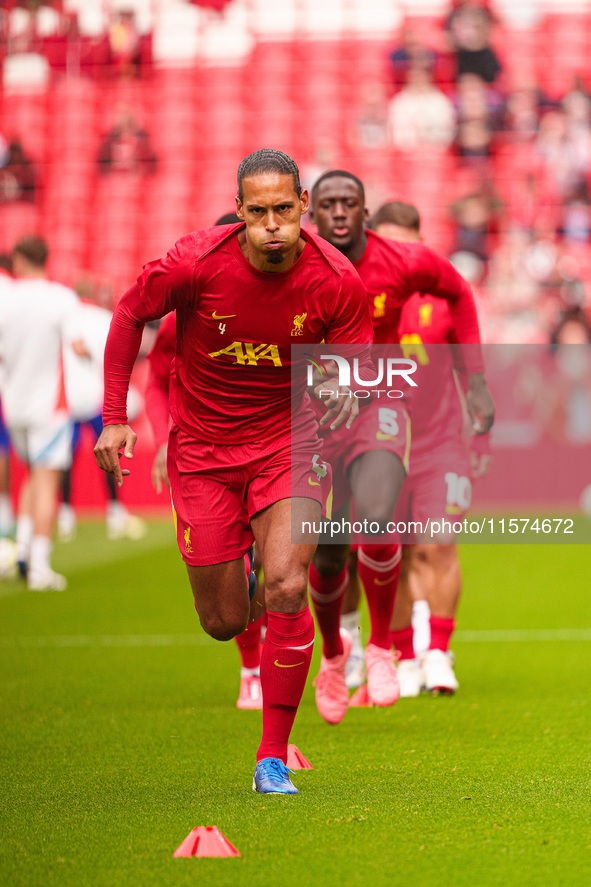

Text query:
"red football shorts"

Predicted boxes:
[[167, 423, 331, 566], [395, 444, 472, 543], [321, 399, 411, 515]]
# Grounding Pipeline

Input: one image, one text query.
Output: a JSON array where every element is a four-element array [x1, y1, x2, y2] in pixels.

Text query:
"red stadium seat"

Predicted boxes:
[[0, 203, 40, 252]]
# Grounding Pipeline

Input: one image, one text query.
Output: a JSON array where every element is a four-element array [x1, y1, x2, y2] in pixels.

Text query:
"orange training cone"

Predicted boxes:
[[287, 744, 314, 770], [349, 684, 372, 707], [173, 826, 241, 858]]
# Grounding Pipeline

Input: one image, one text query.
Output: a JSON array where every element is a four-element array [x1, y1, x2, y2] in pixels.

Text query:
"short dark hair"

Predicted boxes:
[[0, 253, 12, 274], [12, 236, 48, 268], [370, 201, 421, 232], [215, 212, 241, 226], [311, 169, 365, 203], [237, 149, 302, 201]]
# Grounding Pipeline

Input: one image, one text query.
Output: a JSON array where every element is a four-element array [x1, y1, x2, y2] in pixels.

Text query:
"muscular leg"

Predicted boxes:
[[403, 541, 462, 693], [27, 467, 64, 586], [252, 498, 319, 763], [350, 450, 405, 647], [310, 447, 405, 659], [29, 467, 62, 538], [414, 543, 461, 660], [186, 557, 251, 642], [349, 450, 406, 530], [390, 545, 423, 652], [310, 536, 350, 658], [342, 547, 360, 615], [415, 543, 462, 620]]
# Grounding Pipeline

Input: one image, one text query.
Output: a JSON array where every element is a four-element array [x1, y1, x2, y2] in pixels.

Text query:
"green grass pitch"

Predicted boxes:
[[1, 521, 590, 886]]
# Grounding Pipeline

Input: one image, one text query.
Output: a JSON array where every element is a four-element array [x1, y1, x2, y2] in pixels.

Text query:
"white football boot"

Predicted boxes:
[[397, 658, 424, 697], [421, 649, 459, 695]]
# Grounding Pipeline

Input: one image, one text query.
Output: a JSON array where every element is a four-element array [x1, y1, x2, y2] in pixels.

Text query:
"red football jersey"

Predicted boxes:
[[145, 310, 176, 447], [398, 294, 464, 457], [103, 224, 373, 443], [354, 231, 483, 371]]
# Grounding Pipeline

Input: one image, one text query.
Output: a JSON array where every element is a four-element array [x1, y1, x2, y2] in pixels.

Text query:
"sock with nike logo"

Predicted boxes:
[[257, 607, 315, 763], [358, 544, 402, 650]]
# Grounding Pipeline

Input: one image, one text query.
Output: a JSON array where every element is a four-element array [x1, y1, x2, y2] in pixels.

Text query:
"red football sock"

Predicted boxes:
[[308, 561, 348, 659], [358, 544, 402, 649], [257, 607, 315, 763], [429, 615, 455, 653], [234, 614, 264, 671], [391, 625, 415, 661]]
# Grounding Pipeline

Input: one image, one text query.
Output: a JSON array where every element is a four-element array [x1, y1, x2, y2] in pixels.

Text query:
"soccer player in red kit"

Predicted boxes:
[[145, 284, 266, 711], [307, 171, 494, 724], [94, 150, 373, 795], [371, 201, 491, 696]]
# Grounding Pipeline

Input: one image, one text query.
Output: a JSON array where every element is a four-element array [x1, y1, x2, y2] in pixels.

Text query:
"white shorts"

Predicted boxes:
[[9, 417, 73, 470]]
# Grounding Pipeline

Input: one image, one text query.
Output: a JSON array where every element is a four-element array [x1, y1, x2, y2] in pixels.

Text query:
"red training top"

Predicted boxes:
[[103, 223, 373, 443], [145, 310, 176, 448], [354, 231, 483, 372], [398, 293, 491, 458]]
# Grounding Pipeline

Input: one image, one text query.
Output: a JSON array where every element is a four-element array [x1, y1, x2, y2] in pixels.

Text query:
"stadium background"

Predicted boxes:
[[1, 0, 590, 513]]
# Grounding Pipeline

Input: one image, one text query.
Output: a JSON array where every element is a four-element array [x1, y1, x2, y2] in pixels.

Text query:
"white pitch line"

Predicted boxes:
[[455, 628, 591, 642], [0, 628, 591, 649]]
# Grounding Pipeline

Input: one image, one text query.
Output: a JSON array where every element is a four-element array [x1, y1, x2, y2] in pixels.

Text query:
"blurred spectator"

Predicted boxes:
[[536, 109, 591, 200], [507, 172, 558, 236], [559, 182, 591, 244], [0, 140, 36, 204], [452, 74, 502, 168], [505, 77, 546, 141], [550, 307, 591, 347], [348, 79, 389, 151], [108, 8, 141, 78], [454, 73, 504, 130], [389, 25, 437, 89], [445, 0, 501, 85], [544, 308, 591, 445], [562, 76, 591, 131], [301, 142, 339, 197], [449, 179, 502, 262], [456, 117, 493, 165], [4, 1, 63, 56], [98, 109, 157, 175], [388, 63, 456, 151]]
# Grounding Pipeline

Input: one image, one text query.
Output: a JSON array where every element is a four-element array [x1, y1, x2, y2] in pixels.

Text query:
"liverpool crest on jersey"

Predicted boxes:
[[291, 313, 307, 336]]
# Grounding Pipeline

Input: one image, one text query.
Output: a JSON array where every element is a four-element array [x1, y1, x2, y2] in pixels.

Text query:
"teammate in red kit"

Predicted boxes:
[[94, 150, 373, 795], [307, 171, 494, 723], [371, 200, 491, 696]]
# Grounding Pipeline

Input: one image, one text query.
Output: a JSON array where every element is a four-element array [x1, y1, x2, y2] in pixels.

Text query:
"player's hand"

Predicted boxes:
[[93, 423, 137, 487], [151, 443, 169, 494], [315, 378, 359, 431], [470, 451, 492, 479], [466, 373, 495, 435]]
